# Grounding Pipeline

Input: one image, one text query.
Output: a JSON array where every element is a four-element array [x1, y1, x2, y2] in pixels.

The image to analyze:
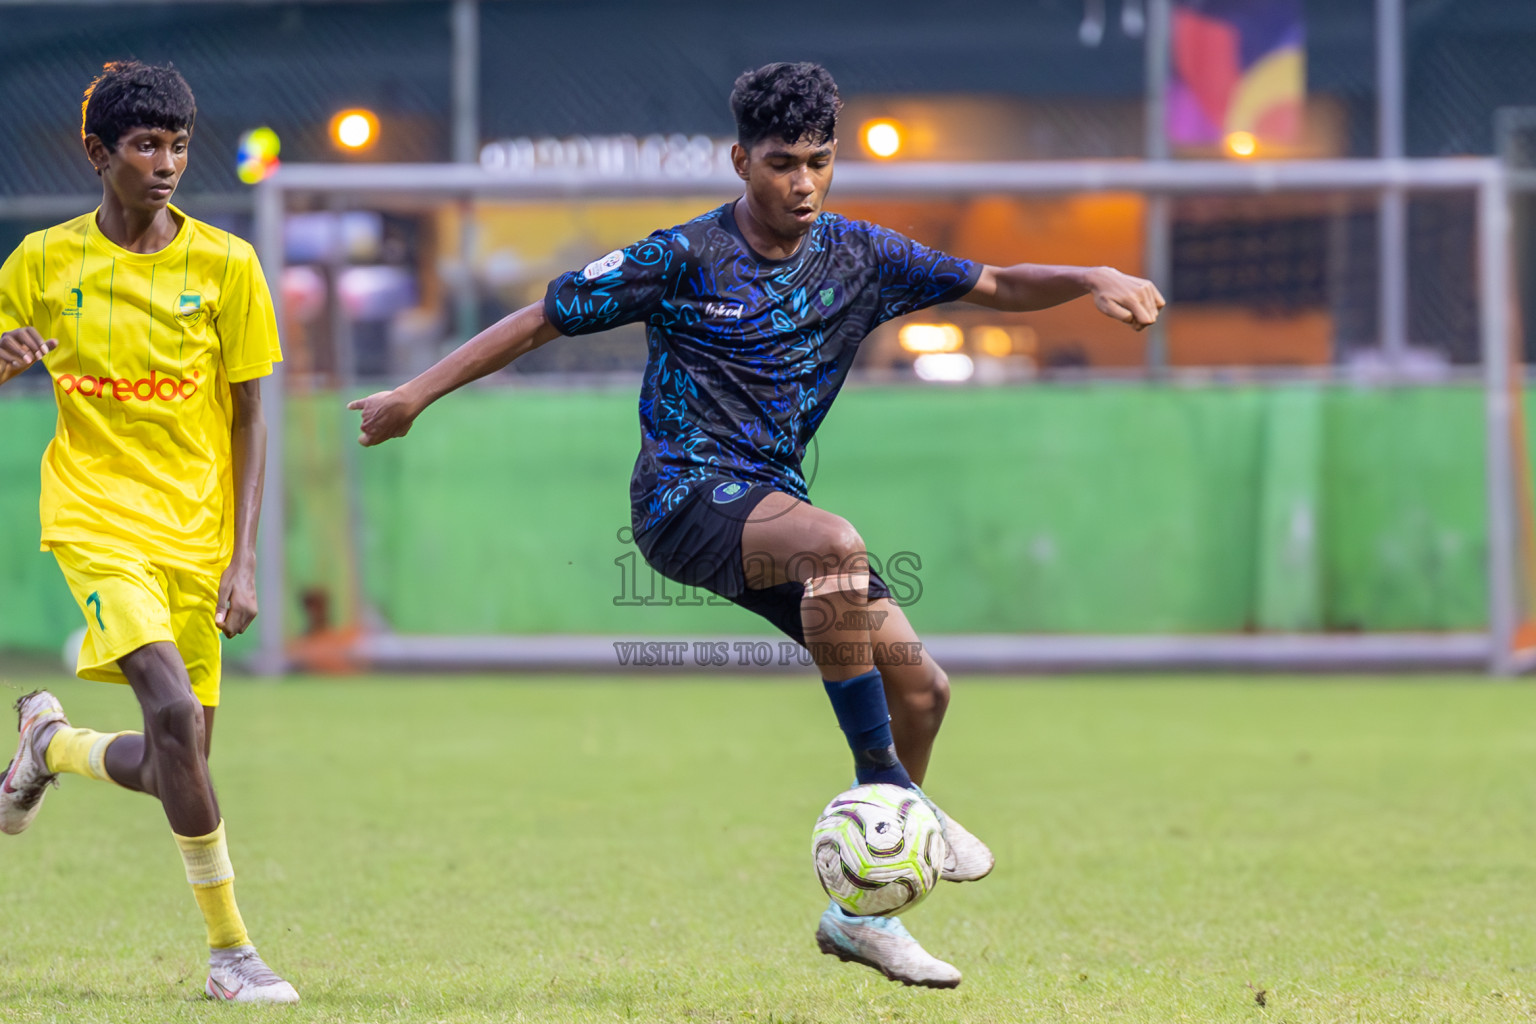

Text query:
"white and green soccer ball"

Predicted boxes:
[[811, 783, 945, 916]]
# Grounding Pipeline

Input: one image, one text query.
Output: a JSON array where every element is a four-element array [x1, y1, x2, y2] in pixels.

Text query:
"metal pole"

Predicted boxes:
[[1480, 171, 1517, 675], [1144, 0, 1172, 372], [1377, 0, 1408, 367], [253, 179, 288, 677], [266, 157, 1501, 197], [450, 0, 482, 341], [327, 200, 355, 387], [455, 198, 479, 341], [451, 0, 480, 165]]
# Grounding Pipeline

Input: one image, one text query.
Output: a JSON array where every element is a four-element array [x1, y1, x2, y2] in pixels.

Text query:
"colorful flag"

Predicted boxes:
[[1168, 0, 1305, 146]]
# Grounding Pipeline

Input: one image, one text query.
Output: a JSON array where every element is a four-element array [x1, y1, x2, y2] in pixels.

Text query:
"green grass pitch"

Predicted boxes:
[[1, 672, 1535, 1023]]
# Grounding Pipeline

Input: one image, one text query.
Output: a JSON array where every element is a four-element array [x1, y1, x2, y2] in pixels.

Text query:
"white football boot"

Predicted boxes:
[[816, 902, 961, 988], [935, 811, 994, 882], [912, 787, 995, 882], [205, 946, 300, 1004], [0, 690, 68, 835]]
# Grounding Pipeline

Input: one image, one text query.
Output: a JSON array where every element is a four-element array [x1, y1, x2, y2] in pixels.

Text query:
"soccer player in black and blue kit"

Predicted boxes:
[[352, 62, 1164, 988]]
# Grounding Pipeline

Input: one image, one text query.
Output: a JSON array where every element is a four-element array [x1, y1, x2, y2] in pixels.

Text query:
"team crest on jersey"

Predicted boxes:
[[817, 281, 843, 314], [176, 291, 204, 324], [581, 250, 625, 282], [62, 287, 83, 318], [712, 481, 749, 504]]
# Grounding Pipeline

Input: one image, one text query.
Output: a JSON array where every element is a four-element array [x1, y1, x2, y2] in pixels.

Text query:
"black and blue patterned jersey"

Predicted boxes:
[[543, 201, 981, 536]]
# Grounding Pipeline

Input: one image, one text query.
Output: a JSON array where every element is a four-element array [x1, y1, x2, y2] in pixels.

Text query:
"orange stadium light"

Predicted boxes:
[[861, 119, 904, 159], [974, 326, 1014, 358], [330, 109, 379, 151], [898, 323, 963, 354], [1224, 130, 1258, 158]]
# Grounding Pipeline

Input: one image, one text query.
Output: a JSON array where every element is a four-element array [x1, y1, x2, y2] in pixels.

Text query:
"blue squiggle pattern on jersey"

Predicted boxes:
[[544, 203, 979, 536]]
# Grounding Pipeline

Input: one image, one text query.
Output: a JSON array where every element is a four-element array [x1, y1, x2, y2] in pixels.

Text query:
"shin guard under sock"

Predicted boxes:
[[175, 820, 252, 950], [822, 668, 912, 788], [43, 726, 133, 785]]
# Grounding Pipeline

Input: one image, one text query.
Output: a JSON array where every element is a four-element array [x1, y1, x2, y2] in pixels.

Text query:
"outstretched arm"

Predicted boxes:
[[0, 327, 56, 388], [964, 264, 1165, 331], [349, 299, 561, 446]]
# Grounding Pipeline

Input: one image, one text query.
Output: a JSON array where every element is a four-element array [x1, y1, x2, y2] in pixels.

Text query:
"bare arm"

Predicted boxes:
[[965, 264, 1166, 331], [0, 327, 57, 387], [349, 300, 561, 446], [216, 378, 266, 638]]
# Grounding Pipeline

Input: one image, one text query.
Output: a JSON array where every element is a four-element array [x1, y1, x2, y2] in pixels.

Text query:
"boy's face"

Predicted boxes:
[[732, 134, 836, 239], [85, 126, 190, 213]]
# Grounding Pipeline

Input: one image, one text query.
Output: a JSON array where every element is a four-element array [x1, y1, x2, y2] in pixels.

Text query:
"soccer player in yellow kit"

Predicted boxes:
[[0, 62, 297, 1004]]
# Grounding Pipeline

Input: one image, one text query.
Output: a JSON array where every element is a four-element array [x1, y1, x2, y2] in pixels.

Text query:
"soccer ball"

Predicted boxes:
[[811, 783, 946, 916]]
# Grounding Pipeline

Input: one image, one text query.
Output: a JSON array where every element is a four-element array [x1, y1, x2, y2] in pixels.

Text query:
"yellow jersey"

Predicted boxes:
[[0, 206, 282, 572]]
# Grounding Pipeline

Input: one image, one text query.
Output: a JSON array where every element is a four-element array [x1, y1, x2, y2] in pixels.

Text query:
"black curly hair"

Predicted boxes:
[[81, 60, 196, 151], [729, 62, 841, 150]]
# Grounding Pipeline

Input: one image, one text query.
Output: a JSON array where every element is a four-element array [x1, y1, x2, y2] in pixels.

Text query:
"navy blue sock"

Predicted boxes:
[[822, 668, 912, 788]]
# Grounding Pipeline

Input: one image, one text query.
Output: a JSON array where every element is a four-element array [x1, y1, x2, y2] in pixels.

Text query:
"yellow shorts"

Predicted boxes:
[[52, 541, 223, 707]]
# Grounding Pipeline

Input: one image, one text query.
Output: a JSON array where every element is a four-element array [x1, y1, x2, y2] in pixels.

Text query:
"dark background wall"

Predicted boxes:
[[3, 0, 1536, 201]]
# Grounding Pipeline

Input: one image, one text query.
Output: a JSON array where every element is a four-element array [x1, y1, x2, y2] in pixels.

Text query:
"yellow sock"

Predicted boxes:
[[174, 820, 252, 950], [43, 727, 135, 784]]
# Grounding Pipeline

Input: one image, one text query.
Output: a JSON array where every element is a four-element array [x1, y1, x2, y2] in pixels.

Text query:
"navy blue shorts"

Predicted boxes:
[[633, 478, 891, 647]]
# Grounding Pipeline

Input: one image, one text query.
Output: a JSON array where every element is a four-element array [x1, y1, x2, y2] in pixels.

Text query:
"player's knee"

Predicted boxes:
[[795, 518, 869, 592], [816, 518, 866, 566], [146, 695, 205, 760]]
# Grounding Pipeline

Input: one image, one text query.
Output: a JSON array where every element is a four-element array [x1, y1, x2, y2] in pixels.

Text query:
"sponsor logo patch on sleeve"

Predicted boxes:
[[581, 250, 625, 282]]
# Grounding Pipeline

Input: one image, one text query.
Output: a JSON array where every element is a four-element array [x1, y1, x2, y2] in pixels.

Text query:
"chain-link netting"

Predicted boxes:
[[1, 1, 1535, 200]]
